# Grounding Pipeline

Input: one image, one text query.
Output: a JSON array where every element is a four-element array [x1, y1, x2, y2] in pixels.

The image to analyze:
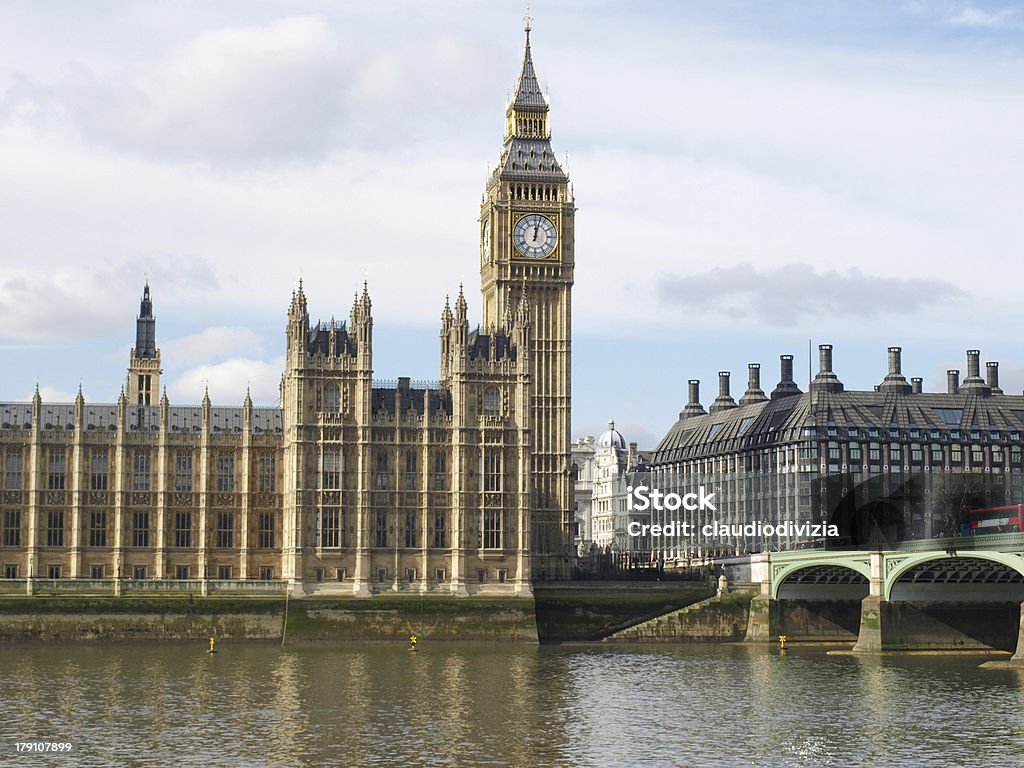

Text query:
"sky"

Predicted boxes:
[[1, 1, 1023, 449]]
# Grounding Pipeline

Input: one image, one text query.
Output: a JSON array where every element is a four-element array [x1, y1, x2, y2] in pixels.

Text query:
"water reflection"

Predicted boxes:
[[1, 643, 1024, 767]]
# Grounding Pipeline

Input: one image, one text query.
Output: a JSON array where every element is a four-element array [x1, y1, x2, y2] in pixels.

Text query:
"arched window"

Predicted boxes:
[[324, 383, 340, 413], [483, 388, 501, 417]]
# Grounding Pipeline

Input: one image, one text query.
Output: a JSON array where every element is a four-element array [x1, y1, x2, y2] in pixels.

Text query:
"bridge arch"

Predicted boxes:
[[771, 557, 871, 599], [884, 552, 1024, 601]]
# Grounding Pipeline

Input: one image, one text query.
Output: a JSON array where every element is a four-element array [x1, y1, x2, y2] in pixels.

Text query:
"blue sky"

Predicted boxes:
[[1, 1, 1023, 447]]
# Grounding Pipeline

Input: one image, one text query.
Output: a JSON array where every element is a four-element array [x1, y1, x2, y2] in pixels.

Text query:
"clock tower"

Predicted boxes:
[[480, 16, 575, 577]]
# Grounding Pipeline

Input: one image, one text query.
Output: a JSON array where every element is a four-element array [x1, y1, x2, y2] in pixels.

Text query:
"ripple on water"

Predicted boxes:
[[1, 644, 1023, 768]]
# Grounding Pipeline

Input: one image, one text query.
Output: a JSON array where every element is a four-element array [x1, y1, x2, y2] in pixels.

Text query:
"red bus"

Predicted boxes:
[[963, 505, 1024, 535]]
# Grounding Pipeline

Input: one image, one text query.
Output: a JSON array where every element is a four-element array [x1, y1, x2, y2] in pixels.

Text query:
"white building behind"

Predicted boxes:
[[571, 420, 652, 555]]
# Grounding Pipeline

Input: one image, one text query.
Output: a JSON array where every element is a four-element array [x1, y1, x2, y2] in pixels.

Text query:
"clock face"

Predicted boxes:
[[513, 214, 558, 258], [481, 217, 491, 266]]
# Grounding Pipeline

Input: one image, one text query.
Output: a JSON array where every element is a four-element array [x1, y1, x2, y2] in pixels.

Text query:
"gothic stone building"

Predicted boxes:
[[650, 345, 1024, 562], [0, 24, 574, 596]]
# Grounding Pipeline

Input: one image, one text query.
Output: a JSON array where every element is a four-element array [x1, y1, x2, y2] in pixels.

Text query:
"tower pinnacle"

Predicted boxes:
[[135, 283, 157, 359], [512, 15, 545, 110], [128, 281, 162, 405]]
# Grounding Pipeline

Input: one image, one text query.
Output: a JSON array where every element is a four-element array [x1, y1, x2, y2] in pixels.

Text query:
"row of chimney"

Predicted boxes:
[[682, 347, 1005, 417]]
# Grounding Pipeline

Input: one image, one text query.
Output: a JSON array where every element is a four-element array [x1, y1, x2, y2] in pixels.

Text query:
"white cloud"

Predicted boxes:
[[654, 263, 966, 325], [0, 259, 219, 343], [34, 385, 79, 402], [2, 16, 344, 165], [161, 326, 265, 367], [948, 5, 1018, 29], [0, 267, 127, 341], [0, 14, 503, 166], [168, 355, 284, 405], [904, 1, 1020, 29]]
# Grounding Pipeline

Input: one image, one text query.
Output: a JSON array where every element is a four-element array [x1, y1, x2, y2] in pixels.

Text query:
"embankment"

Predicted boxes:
[[0, 596, 538, 643]]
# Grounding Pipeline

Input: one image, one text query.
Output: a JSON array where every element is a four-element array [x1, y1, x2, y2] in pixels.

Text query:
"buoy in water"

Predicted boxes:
[[208, 636, 218, 654], [408, 633, 418, 652]]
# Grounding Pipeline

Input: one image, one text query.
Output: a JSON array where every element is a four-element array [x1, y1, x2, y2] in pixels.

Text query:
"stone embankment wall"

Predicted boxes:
[[533, 582, 715, 642], [604, 590, 754, 643], [0, 584, 721, 644], [0, 597, 538, 643]]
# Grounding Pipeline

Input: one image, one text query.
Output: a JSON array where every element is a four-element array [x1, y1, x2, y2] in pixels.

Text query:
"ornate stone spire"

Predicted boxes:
[[135, 282, 157, 359], [455, 283, 468, 319], [512, 11, 546, 110]]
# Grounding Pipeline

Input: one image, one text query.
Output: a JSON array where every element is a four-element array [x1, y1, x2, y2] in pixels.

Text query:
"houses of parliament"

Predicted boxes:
[[0, 22, 575, 596]]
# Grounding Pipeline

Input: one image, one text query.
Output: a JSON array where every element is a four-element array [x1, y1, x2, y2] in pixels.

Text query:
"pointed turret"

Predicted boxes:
[[135, 282, 157, 359], [74, 383, 85, 426], [128, 282, 162, 405], [286, 277, 311, 366], [32, 382, 42, 421], [116, 385, 127, 429], [288, 277, 309, 326], [352, 281, 373, 369], [512, 16, 546, 110], [503, 286, 514, 330], [516, 282, 530, 325], [201, 384, 211, 434], [455, 283, 468, 321], [442, 294, 453, 325], [360, 280, 371, 312], [495, 18, 567, 181], [159, 386, 169, 428]]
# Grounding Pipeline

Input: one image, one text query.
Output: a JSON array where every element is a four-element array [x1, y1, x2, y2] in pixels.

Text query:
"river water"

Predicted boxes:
[[2, 642, 1023, 768]]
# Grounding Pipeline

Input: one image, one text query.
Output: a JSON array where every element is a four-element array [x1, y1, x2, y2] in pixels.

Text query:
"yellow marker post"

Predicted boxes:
[[408, 634, 418, 652], [209, 636, 217, 654], [778, 634, 787, 650]]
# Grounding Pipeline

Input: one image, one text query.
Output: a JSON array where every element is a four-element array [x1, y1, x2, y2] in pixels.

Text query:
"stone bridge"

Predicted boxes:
[[744, 533, 1024, 656]]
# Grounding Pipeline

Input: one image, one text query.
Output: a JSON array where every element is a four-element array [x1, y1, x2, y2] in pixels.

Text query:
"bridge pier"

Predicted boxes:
[[1013, 601, 1024, 662], [744, 594, 781, 642], [852, 552, 885, 652], [746, 554, 776, 642]]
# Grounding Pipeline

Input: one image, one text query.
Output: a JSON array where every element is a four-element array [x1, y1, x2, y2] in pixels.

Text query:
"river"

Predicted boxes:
[[2, 643, 1023, 767]]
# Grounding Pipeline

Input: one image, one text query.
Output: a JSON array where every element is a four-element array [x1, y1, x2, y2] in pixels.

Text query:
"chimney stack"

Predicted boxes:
[[947, 370, 960, 395], [960, 350, 989, 394], [771, 354, 802, 400], [987, 361, 1003, 394], [681, 379, 706, 417], [888, 347, 902, 375], [710, 371, 738, 413], [740, 363, 768, 405], [879, 345, 911, 393], [911, 377, 923, 394], [811, 344, 844, 393], [819, 344, 833, 373], [967, 350, 981, 379]]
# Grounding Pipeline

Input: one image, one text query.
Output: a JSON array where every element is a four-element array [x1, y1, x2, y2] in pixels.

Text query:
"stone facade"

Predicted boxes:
[[0, 23, 574, 596], [571, 422, 652, 554]]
